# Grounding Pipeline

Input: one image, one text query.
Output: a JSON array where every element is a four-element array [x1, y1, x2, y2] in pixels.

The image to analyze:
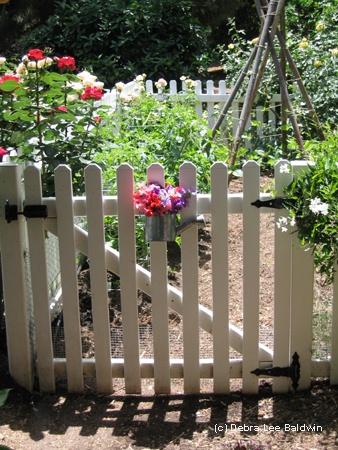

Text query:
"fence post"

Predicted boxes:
[[0, 163, 34, 391], [290, 161, 314, 391]]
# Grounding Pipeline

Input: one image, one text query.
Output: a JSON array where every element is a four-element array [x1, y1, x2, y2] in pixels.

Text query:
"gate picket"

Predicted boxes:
[[147, 163, 171, 394], [180, 162, 200, 394], [55, 165, 84, 393], [273, 160, 292, 393], [24, 166, 55, 393], [242, 161, 260, 394], [211, 162, 229, 394], [117, 163, 141, 394], [85, 164, 113, 394], [290, 161, 314, 390]]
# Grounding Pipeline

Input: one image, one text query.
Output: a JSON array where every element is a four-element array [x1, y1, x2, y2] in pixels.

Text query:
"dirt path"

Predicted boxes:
[[0, 174, 337, 449]]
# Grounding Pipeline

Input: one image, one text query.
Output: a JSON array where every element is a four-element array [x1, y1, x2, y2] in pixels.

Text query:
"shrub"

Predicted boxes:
[[19, 0, 211, 89]]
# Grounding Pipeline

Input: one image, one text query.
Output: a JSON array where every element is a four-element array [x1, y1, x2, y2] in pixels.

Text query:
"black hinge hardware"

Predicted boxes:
[[251, 197, 286, 209], [251, 198, 297, 210], [251, 352, 300, 391], [5, 200, 48, 224]]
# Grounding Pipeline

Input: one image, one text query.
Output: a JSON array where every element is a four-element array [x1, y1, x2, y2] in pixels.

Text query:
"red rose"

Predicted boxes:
[[0, 147, 8, 157], [94, 116, 101, 123], [81, 86, 104, 101], [27, 49, 44, 61], [58, 56, 76, 72], [48, 106, 68, 115], [0, 75, 20, 92]]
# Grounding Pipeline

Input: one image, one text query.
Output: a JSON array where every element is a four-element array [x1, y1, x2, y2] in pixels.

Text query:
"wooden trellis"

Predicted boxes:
[[212, 0, 325, 181]]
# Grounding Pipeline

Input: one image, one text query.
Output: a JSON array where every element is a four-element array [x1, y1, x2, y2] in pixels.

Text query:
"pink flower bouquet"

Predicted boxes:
[[133, 182, 194, 217]]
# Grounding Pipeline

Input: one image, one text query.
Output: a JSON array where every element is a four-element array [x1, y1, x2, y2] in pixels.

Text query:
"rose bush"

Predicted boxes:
[[0, 47, 108, 195]]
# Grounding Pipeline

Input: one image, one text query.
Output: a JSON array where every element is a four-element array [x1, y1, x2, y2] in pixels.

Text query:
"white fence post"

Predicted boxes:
[[147, 163, 171, 394], [211, 162, 229, 394], [24, 166, 55, 393], [179, 162, 199, 394], [242, 160, 260, 394], [0, 163, 34, 391], [85, 164, 113, 394], [55, 165, 84, 393], [273, 160, 293, 393], [116, 163, 141, 394], [290, 161, 314, 391], [331, 271, 338, 384]]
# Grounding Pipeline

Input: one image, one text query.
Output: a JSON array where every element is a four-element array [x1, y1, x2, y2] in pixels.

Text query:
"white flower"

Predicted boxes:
[[16, 62, 27, 75], [82, 77, 95, 86], [93, 81, 104, 89], [280, 163, 290, 174], [115, 82, 125, 91], [180, 75, 186, 81], [156, 78, 167, 88], [67, 93, 79, 101], [0, 57, 6, 64], [71, 82, 84, 92], [120, 93, 131, 103], [290, 217, 296, 227], [27, 61, 37, 69], [22, 55, 28, 61], [309, 197, 329, 215], [77, 70, 91, 80], [281, 227, 288, 232], [135, 74, 144, 82]]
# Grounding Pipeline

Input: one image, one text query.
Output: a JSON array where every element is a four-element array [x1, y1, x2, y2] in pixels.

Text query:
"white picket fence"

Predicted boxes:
[[96, 79, 281, 150], [0, 160, 337, 395]]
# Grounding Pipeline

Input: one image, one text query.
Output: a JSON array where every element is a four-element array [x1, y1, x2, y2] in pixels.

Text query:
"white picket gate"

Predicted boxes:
[[95, 79, 281, 150], [0, 160, 337, 395]]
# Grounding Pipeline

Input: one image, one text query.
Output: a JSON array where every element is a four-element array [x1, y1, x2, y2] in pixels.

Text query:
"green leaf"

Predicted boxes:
[[0, 389, 12, 406], [0, 80, 19, 92]]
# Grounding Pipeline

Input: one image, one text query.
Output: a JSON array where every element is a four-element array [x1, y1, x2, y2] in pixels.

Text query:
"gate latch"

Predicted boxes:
[[5, 200, 48, 223], [251, 352, 300, 390]]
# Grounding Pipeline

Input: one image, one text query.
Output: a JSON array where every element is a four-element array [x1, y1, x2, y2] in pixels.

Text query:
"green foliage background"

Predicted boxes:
[[19, 0, 211, 88]]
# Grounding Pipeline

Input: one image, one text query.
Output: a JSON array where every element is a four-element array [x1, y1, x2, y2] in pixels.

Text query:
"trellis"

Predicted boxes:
[[212, 0, 326, 181]]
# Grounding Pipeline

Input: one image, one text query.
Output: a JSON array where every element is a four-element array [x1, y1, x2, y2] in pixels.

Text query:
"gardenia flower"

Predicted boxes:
[[228, 43, 234, 50], [280, 163, 290, 173], [309, 198, 329, 215], [0, 57, 6, 64], [314, 60, 322, 68]]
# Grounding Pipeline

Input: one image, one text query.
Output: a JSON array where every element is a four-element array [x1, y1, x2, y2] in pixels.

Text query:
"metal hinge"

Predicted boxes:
[[251, 197, 287, 209], [5, 200, 48, 224], [251, 352, 300, 391]]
